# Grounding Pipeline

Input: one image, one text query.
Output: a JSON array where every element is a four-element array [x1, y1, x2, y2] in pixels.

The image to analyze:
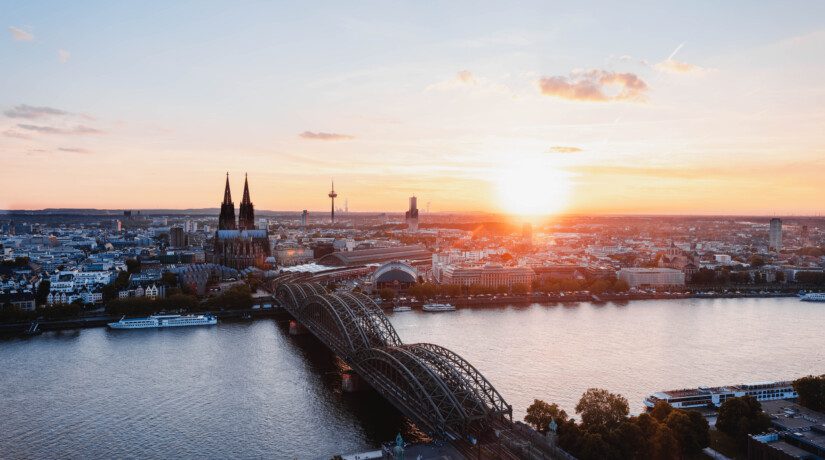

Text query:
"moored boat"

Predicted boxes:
[[644, 380, 797, 409], [108, 314, 217, 329], [422, 303, 456, 312]]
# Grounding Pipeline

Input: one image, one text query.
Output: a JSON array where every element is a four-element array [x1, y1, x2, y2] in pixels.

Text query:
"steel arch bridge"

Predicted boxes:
[[275, 282, 512, 439]]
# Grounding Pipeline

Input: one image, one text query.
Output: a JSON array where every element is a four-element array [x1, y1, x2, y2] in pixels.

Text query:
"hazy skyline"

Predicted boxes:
[[2, 1, 824, 215]]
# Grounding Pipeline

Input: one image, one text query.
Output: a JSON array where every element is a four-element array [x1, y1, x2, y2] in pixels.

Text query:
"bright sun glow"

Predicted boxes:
[[495, 157, 571, 216]]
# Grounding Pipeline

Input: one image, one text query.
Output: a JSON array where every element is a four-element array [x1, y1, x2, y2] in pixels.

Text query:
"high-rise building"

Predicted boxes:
[[769, 218, 782, 251], [301, 210, 308, 227], [405, 196, 419, 232], [522, 222, 532, 247], [170, 226, 187, 247]]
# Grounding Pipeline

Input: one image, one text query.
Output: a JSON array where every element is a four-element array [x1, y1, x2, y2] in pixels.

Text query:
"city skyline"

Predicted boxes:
[[3, 1, 825, 215]]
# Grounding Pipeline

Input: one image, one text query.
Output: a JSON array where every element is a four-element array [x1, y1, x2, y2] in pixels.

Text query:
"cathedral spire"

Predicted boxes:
[[223, 172, 233, 205], [241, 172, 251, 205], [238, 173, 255, 230], [218, 172, 237, 230]]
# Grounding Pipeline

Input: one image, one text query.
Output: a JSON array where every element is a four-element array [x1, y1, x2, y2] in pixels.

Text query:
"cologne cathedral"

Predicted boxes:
[[212, 174, 270, 269]]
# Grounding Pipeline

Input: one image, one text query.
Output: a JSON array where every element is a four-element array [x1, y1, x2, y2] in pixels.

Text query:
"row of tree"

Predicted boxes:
[[525, 389, 773, 459], [380, 278, 630, 301]]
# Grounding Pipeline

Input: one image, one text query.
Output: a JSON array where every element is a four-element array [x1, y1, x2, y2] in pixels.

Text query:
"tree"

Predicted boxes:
[[575, 388, 629, 436], [649, 424, 679, 460], [665, 409, 709, 455], [125, 258, 141, 274], [524, 399, 569, 434], [35, 279, 51, 305], [378, 287, 396, 301], [793, 375, 825, 412], [650, 400, 673, 421], [716, 396, 771, 444], [749, 255, 766, 268], [161, 271, 178, 287]]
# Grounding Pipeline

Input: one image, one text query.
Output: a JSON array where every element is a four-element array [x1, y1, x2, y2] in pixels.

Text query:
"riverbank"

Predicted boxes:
[[0, 307, 287, 335], [0, 290, 806, 334], [387, 290, 796, 309]]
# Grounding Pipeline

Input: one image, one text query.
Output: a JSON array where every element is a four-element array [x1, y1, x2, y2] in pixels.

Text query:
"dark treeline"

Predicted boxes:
[[526, 389, 775, 459]]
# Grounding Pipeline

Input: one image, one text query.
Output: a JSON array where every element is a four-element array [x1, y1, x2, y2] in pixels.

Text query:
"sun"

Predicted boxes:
[[494, 157, 572, 216]]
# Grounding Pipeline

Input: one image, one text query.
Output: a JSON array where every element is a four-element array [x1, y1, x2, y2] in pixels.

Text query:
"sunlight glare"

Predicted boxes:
[[495, 157, 571, 216]]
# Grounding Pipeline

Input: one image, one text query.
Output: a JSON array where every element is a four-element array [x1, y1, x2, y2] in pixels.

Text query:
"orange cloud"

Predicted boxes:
[[655, 58, 708, 74], [538, 70, 648, 102], [456, 70, 475, 84], [9, 26, 33, 41], [548, 146, 582, 153], [299, 131, 354, 141]]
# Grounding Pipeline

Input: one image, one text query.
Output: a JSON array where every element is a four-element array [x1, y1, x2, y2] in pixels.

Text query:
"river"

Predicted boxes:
[[1, 297, 823, 459]]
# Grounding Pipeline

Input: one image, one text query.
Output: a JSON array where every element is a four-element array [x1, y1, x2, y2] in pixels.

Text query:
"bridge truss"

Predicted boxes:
[[275, 282, 513, 440]]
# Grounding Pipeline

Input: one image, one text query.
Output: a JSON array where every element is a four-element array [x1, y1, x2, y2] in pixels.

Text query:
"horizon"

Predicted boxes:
[[3, 1, 825, 215]]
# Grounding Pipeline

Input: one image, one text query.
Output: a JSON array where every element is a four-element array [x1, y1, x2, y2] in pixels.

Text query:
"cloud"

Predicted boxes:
[[58, 49, 71, 63], [299, 131, 354, 141], [548, 146, 583, 153], [456, 70, 475, 84], [58, 147, 90, 154], [538, 70, 648, 102], [654, 58, 709, 75], [9, 26, 33, 41], [17, 123, 102, 135], [3, 129, 31, 139], [4, 104, 69, 119], [427, 70, 478, 91]]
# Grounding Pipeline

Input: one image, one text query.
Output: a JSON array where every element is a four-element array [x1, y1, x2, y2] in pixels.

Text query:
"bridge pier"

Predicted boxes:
[[288, 320, 308, 335], [341, 370, 364, 393]]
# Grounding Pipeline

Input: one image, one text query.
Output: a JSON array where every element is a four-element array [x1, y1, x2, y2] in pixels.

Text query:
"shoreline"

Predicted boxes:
[[1, 292, 801, 335]]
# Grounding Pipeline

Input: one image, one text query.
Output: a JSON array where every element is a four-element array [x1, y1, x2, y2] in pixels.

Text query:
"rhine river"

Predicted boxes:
[[2, 297, 823, 459]]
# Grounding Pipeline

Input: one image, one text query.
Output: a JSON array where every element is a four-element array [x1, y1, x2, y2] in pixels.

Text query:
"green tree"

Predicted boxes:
[[378, 287, 396, 301], [125, 258, 141, 274], [793, 375, 825, 412], [524, 399, 569, 434], [716, 396, 771, 444], [575, 388, 629, 436], [35, 279, 51, 305], [748, 255, 766, 268], [665, 409, 709, 455], [161, 271, 178, 287]]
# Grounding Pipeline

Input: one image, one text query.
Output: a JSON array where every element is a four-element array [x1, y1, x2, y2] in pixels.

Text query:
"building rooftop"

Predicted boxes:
[[317, 245, 431, 266]]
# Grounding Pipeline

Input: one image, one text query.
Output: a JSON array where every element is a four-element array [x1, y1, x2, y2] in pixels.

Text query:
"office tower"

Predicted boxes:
[[769, 218, 782, 251], [405, 196, 419, 232], [170, 227, 186, 247], [522, 222, 533, 247], [301, 210, 308, 227]]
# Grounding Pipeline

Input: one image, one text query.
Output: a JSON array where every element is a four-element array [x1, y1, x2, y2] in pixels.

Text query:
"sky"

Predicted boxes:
[[2, 1, 824, 215]]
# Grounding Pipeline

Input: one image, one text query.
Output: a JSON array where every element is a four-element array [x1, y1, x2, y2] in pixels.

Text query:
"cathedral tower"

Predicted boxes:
[[218, 173, 236, 230], [238, 173, 255, 230]]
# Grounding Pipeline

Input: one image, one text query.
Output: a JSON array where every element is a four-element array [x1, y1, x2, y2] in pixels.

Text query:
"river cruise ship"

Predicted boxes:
[[422, 303, 456, 312], [108, 314, 218, 329], [800, 292, 825, 302], [644, 381, 798, 409]]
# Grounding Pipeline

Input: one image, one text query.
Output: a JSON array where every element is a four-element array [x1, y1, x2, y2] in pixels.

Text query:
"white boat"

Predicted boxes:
[[108, 314, 218, 329], [392, 306, 412, 312], [800, 293, 825, 302], [422, 303, 456, 312], [644, 381, 797, 409]]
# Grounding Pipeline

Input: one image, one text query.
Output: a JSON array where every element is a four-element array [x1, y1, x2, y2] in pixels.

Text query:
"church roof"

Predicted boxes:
[[216, 229, 268, 239]]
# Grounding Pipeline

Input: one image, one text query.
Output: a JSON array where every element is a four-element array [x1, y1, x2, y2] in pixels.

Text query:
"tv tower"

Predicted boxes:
[[328, 179, 337, 224]]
